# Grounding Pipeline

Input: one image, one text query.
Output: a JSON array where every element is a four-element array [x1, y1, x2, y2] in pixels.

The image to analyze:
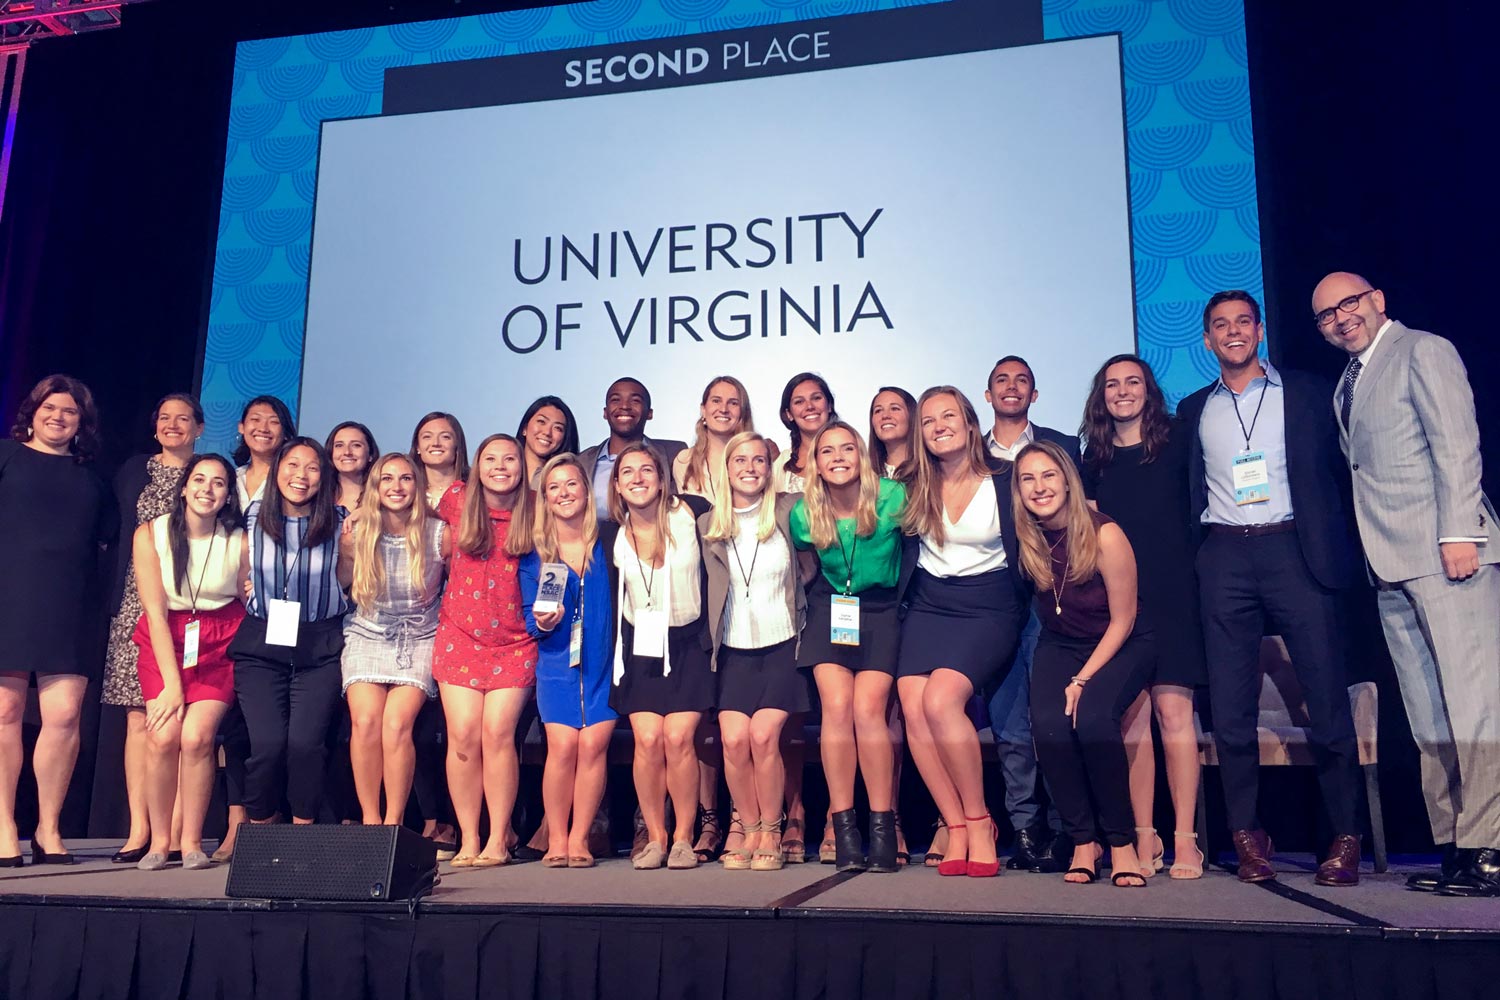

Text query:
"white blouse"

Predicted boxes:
[[917, 483, 1008, 577], [723, 502, 795, 650], [615, 506, 702, 628]]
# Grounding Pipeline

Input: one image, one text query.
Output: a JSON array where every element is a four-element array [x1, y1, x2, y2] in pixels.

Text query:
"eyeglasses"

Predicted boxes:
[[1314, 289, 1375, 328]]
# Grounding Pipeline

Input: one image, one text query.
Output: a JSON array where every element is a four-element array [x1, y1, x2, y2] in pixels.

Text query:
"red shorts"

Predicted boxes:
[[133, 602, 245, 704]]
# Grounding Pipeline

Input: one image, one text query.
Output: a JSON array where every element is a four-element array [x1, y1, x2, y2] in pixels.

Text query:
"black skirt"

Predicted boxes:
[[717, 639, 811, 715], [610, 620, 716, 716], [797, 579, 900, 675], [896, 567, 1026, 690]]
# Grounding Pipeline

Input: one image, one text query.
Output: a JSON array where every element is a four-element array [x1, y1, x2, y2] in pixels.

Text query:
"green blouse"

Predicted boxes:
[[790, 478, 906, 594]]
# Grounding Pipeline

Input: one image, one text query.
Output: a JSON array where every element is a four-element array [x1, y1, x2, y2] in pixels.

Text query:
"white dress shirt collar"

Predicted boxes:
[[1356, 318, 1395, 366]]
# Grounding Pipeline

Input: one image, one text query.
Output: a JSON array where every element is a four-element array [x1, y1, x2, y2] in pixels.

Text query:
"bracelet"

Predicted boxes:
[[1069, 675, 1088, 687]]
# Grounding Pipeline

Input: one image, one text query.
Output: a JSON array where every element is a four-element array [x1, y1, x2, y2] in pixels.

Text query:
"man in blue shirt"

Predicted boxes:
[[1177, 290, 1363, 886]]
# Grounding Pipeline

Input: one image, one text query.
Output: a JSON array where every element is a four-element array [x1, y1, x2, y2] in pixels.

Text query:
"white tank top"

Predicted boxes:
[[150, 514, 245, 612]]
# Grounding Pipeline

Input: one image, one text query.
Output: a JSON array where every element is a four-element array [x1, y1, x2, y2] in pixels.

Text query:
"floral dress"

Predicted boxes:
[[102, 457, 182, 706]]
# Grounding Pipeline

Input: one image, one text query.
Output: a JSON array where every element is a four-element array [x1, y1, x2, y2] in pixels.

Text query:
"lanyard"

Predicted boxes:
[[275, 523, 306, 600], [184, 530, 217, 617], [834, 529, 858, 596], [729, 534, 760, 599], [1227, 379, 1268, 451], [627, 518, 658, 609]]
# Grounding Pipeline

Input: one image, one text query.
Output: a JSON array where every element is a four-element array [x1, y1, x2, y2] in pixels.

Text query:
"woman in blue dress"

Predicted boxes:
[[520, 453, 617, 868]]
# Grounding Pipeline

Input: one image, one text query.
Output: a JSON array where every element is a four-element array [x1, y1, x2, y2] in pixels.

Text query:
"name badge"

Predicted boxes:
[[182, 619, 201, 669], [534, 562, 569, 615], [569, 618, 583, 668], [830, 594, 860, 646], [266, 598, 302, 647], [1232, 451, 1271, 506], [632, 608, 669, 659]]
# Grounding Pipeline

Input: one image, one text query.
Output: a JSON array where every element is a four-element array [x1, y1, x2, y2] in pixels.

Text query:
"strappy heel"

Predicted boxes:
[[722, 819, 762, 871], [964, 814, 1000, 878], [1136, 827, 1164, 876], [1169, 831, 1204, 880], [751, 815, 785, 871], [937, 821, 968, 877], [692, 806, 722, 863]]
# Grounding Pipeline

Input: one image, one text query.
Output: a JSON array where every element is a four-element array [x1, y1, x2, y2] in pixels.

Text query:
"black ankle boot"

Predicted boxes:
[[867, 811, 898, 873], [832, 809, 866, 872]]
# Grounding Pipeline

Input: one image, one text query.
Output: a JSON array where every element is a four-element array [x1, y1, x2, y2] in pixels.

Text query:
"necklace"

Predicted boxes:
[[1049, 530, 1069, 616]]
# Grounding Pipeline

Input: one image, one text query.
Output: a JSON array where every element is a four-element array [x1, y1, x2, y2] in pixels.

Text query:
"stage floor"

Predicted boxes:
[[1, 838, 1494, 935]]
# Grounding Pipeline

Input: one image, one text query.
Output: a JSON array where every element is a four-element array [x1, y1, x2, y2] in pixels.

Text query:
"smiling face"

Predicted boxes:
[[616, 450, 662, 512], [919, 393, 969, 460], [1312, 272, 1385, 356], [330, 426, 371, 478], [477, 438, 523, 500], [1017, 450, 1068, 523], [32, 392, 81, 451], [416, 418, 457, 473], [604, 380, 650, 438], [1203, 300, 1264, 373], [543, 463, 587, 523], [276, 444, 322, 513], [870, 391, 910, 444], [1102, 360, 1147, 424], [181, 460, 231, 518], [726, 440, 770, 501], [154, 399, 202, 453], [785, 379, 829, 435], [376, 458, 417, 515], [814, 426, 861, 489], [702, 380, 744, 437], [239, 403, 285, 460], [985, 361, 1037, 420], [525, 405, 568, 461]]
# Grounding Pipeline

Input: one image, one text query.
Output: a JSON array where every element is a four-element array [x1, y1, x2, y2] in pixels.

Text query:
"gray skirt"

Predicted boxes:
[[341, 620, 438, 697]]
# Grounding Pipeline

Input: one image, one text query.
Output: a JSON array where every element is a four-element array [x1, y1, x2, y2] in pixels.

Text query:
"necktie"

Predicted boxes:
[[1340, 358, 1363, 428]]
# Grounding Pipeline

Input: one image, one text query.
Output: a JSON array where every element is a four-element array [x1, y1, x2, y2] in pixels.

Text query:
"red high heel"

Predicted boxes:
[[937, 822, 968, 876], [965, 814, 1000, 878]]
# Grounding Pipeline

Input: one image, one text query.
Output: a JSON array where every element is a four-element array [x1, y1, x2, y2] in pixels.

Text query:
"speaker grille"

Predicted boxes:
[[225, 824, 436, 901]]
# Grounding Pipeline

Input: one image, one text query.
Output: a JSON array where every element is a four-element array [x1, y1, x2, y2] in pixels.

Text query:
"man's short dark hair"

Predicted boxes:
[[988, 355, 1035, 388], [607, 377, 651, 411], [1202, 290, 1262, 331]]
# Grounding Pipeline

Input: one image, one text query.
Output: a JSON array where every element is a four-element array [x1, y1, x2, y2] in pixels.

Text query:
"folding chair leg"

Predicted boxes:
[[1363, 763, 1388, 873]]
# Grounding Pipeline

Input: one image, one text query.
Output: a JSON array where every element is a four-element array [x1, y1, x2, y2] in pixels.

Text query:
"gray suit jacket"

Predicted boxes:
[[1338, 320, 1499, 583], [577, 436, 687, 491]]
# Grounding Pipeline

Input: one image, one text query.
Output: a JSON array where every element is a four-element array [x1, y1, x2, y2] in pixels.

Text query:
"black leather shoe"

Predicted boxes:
[[31, 845, 80, 866], [112, 846, 149, 865], [0, 855, 22, 868], [867, 811, 898, 873], [1007, 826, 1047, 871], [1033, 832, 1072, 874], [1406, 844, 1463, 892], [1438, 847, 1500, 897], [831, 809, 866, 873]]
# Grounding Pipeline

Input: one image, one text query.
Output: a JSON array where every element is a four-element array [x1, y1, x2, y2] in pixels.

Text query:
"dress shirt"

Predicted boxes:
[[985, 422, 1034, 464], [591, 444, 619, 519], [1199, 361, 1294, 526]]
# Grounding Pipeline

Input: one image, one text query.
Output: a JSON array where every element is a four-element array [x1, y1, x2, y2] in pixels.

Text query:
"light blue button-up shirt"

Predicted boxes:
[[1198, 361, 1295, 526]]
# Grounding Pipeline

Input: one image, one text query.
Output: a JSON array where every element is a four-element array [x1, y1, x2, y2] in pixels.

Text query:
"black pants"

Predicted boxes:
[[1196, 531, 1359, 834], [229, 615, 345, 822], [1031, 631, 1153, 847]]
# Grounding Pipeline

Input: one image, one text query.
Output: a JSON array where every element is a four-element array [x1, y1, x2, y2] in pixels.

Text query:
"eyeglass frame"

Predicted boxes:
[[1313, 289, 1376, 329]]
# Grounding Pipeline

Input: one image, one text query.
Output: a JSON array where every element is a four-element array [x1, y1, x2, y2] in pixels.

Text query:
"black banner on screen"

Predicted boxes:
[[381, 0, 1043, 115]]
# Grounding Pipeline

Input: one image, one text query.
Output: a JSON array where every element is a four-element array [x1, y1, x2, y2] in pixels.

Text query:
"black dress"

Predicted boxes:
[[0, 440, 118, 676], [1081, 421, 1207, 687]]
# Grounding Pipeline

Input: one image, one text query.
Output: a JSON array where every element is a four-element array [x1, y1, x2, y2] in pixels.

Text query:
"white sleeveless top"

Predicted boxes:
[[917, 484, 1008, 577], [151, 515, 244, 612]]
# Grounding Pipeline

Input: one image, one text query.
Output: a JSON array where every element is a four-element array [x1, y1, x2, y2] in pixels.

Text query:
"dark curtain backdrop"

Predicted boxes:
[[0, 0, 1493, 849]]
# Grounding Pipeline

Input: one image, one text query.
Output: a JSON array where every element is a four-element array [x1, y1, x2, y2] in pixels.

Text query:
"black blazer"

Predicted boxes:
[[897, 469, 1032, 611], [108, 454, 154, 614], [1177, 369, 1360, 591], [985, 423, 1081, 472]]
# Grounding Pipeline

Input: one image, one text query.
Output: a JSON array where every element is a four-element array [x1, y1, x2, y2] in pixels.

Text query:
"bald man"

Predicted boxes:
[[1313, 272, 1500, 897]]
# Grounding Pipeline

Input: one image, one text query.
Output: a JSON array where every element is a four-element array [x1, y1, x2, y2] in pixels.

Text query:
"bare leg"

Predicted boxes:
[[750, 709, 790, 857], [1152, 685, 1204, 870], [718, 712, 760, 855], [569, 720, 617, 860], [1122, 690, 1157, 872], [852, 672, 896, 811], [178, 701, 231, 855], [31, 675, 88, 854], [143, 705, 184, 855], [345, 683, 388, 824], [0, 677, 27, 858], [663, 712, 702, 845], [478, 689, 529, 860], [898, 675, 968, 863], [922, 669, 994, 866], [542, 725, 580, 859], [887, 695, 908, 860], [380, 686, 427, 825], [440, 684, 485, 860], [121, 708, 151, 850], [814, 665, 857, 812], [630, 713, 669, 846]]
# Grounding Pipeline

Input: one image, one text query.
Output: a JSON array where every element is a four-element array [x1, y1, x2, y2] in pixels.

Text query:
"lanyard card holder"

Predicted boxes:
[[830, 594, 860, 646], [1232, 450, 1271, 505], [632, 609, 669, 658], [266, 598, 302, 647], [182, 619, 201, 669]]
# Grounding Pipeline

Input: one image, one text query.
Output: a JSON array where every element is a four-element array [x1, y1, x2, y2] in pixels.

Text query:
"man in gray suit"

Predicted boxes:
[[577, 377, 687, 523], [1313, 271, 1500, 897]]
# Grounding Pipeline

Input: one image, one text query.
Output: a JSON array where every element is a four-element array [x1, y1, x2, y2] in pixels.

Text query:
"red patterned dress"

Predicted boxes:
[[432, 484, 537, 690]]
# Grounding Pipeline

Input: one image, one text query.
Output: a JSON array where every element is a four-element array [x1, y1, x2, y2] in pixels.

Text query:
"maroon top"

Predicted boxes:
[[1036, 509, 1132, 641]]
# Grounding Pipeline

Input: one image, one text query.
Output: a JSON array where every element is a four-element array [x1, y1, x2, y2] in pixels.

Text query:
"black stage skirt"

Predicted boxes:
[[717, 638, 811, 715], [609, 620, 716, 716], [896, 567, 1025, 691], [796, 578, 900, 675]]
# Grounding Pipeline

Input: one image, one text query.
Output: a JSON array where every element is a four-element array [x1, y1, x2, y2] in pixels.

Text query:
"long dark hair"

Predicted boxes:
[[1080, 354, 1172, 472], [10, 374, 101, 463], [409, 411, 470, 483], [324, 421, 379, 467], [868, 385, 917, 483], [779, 372, 837, 475], [166, 453, 243, 593], [515, 396, 580, 460], [231, 395, 296, 466], [259, 437, 338, 547]]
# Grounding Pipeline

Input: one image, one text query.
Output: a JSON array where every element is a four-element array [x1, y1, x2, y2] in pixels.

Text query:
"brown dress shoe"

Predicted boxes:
[[1314, 834, 1361, 887], [1231, 829, 1276, 882]]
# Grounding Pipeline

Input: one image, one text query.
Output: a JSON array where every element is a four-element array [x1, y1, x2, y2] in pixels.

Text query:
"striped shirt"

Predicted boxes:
[[246, 508, 349, 622]]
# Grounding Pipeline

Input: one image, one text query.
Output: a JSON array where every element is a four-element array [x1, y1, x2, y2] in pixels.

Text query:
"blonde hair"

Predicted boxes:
[[901, 386, 993, 546], [532, 453, 598, 566], [1011, 439, 1098, 589], [350, 454, 432, 615], [456, 433, 534, 559], [801, 421, 880, 550], [681, 375, 754, 495], [704, 431, 777, 542]]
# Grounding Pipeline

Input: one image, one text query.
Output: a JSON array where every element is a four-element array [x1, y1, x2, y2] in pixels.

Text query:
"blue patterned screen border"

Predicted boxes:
[[201, 0, 1261, 455]]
